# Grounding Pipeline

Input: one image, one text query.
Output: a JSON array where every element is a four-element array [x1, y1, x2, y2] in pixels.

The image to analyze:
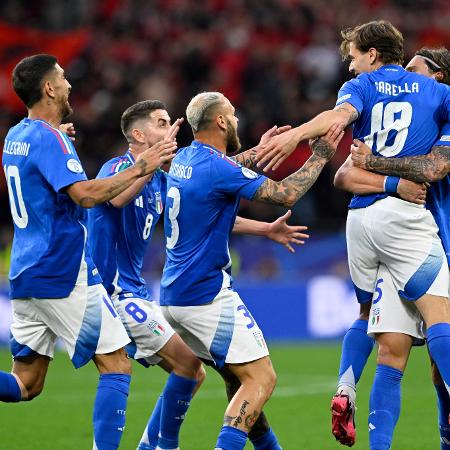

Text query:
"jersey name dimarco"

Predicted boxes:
[[3, 139, 30, 157], [169, 162, 193, 179], [374, 81, 419, 96]]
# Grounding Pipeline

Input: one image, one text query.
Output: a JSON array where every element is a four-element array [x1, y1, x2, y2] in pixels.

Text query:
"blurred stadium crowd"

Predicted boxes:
[[1, 0, 450, 279]]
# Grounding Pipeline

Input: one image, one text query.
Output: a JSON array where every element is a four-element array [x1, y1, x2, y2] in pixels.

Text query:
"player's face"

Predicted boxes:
[[405, 55, 436, 78], [348, 42, 373, 76], [224, 101, 241, 155], [51, 64, 73, 119], [141, 109, 171, 146]]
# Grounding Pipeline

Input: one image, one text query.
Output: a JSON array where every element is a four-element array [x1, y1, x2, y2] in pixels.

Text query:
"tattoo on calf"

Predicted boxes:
[[244, 410, 260, 430]]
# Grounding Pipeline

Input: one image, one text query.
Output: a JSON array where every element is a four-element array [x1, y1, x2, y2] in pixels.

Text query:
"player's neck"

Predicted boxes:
[[128, 144, 145, 159], [194, 131, 226, 154], [28, 102, 62, 128]]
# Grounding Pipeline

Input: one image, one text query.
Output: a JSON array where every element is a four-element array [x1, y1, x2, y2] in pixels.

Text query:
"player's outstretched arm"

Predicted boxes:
[[66, 140, 177, 208], [234, 125, 291, 169], [252, 124, 344, 207], [232, 211, 309, 253], [335, 156, 427, 205], [351, 139, 450, 183], [254, 103, 357, 172]]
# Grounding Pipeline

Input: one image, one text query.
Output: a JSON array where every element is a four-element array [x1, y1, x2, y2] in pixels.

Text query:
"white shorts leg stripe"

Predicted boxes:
[[399, 240, 444, 301], [209, 294, 235, 368], [72, 293, 102, 368]]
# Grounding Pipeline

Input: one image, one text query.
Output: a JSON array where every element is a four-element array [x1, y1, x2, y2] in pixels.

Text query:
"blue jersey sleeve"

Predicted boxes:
[[212, 154, 267, 200], [435, 122, 450, 147], [335, 77, 365, 114], [37, 128, 87, 192], [97, 156, 132, 179]]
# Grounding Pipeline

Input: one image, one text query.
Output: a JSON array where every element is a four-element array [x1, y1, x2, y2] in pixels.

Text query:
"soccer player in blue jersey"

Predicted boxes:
[[339, 47, 450, 449], [255, 21, 450, 450], [0, 54, 177, 450], [89, 99, 311, 450], [159, 91, 343, 450]]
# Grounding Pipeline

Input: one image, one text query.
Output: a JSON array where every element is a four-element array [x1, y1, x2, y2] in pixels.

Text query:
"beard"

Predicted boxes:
[[59, 97, 73, 119], [225, 120, 241, 156]]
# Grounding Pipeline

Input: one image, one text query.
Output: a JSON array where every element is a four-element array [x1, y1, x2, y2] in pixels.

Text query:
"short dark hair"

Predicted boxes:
[[340, 20, 404, 65], [415, 47, 450, 86], [120, 100, 167, 140], [12, 54, 58, 108]]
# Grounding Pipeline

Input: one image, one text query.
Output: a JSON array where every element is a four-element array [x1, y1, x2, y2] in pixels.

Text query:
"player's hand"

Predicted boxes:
[[266, 210, 309, 253], [351, 139, 373, 169], [164, 118, 184, 143], [59, 122, 76, 141], [309, 123, 345, 161], [136, 140, 177, 175], [397, 178, 428, 205], [258, 125, 292, 147], [255, 128, 300, 172]]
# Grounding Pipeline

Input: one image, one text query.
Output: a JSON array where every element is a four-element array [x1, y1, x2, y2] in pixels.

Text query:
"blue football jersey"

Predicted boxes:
[[335, 65, 450, 208], [160, 140, 267, 307], [2, 118, 101, 299], [428, 122, 450, 265], [88, 151, 166, 299]]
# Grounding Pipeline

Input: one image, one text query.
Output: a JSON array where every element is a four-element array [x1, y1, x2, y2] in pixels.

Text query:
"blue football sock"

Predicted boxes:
[[216, 426, 248, 450], [250, 428, 282, 449], [137, 394, 163, 450], [93, 373, 130, 450], [157, 373, 197, 449], [368, 365, 403, 450], [0, 371, 22, 402], [435, 383, 450, 449], [338, 319, 375, 397], [428, 324, 450, 392]]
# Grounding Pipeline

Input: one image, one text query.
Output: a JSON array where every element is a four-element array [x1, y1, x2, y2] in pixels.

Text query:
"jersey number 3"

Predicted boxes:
[[166, 186, 180, 249], [4, 165, 28, 228]]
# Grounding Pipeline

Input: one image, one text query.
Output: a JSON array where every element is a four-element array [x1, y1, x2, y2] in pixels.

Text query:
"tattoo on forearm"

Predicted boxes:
[[365, 146, 450, 182], [310, 137, 335, 160], [253, 154, 327, 206], [334, 105, 359, 125], [234, 148, 258, 169]]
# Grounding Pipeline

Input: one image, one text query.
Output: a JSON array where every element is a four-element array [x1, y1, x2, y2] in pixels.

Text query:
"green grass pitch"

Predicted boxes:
[[0, 343, 438, 449]]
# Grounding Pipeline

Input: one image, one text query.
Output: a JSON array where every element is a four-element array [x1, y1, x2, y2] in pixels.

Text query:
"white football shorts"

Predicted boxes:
[[367, 264, 425, 339], [347, 196, 449, 304], [161, 288, 269, 368], [112, 294, 175, 367], [11, 282, 130, 368]]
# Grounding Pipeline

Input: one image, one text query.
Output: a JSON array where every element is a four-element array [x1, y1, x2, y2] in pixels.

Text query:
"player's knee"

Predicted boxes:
[[359, 302, 371, 320], [23, 380, 44, 401], [376, 334, 411, 370], [196, 364, 206, 385], [95, 348, 132, 375], [258, 366, 277, 399]]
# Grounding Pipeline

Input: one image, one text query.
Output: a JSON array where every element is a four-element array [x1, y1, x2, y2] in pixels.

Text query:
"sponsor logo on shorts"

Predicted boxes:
[[149, 320, 165, 336]]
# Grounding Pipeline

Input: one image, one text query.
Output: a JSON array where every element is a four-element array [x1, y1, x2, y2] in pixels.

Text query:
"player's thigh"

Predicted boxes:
[[346, 209, 379, 303], [415, 293, 450, 327], [368, 264, 424, 340], [162, 289, 269, 369], [10, 299, 58, 360], [34, 283, 130, 369], [226, 356, 276, 392], [112, 295, 175, 367], [375, 332, 413, 371], [370, 197, 448, 301]]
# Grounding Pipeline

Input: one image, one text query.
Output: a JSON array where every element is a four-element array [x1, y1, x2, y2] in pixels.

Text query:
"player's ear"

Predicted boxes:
[[435, 71, 444, 82], [216, 114, 227, 131], [368, 47, 378, 65], [43, 79, 55, 100], [131, 128, 146, 144]]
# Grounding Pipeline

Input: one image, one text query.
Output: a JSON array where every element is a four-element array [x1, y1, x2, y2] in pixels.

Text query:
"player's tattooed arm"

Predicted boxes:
[[253, 125, 343, 207], [333, 103, 359, 126], [234, 147, 258, 169], [351, 139, 450, 182]]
